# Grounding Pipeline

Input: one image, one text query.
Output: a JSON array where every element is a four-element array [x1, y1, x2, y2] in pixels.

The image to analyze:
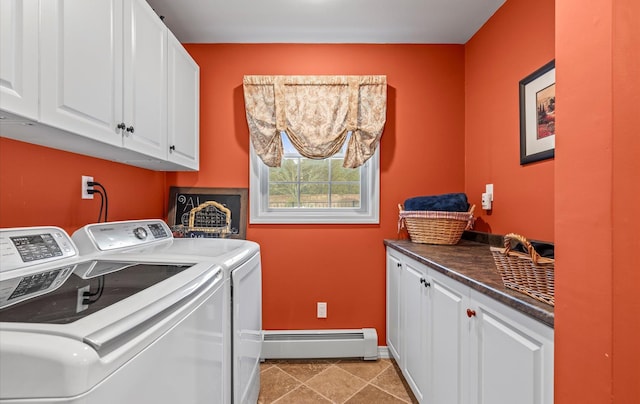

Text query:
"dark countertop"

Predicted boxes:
[[384, 238, 554, 328]]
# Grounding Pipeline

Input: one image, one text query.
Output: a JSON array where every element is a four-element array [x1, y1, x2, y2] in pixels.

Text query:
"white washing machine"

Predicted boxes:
[[71, 219, 262, 404], [0, 226, 226, 403]]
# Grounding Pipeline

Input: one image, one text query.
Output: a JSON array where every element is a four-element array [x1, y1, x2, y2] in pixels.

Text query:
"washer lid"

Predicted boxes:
[[0, 261, 193, 322], [0, 262, 224, 400]]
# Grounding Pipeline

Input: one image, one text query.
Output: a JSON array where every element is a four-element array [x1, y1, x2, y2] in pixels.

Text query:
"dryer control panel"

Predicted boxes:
[[0, 227, 77, 273], [73, 220, 173, 253]]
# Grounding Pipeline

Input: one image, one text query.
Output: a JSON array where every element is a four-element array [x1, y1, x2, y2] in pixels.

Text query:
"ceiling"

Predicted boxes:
[[146, 0, 506, 44]]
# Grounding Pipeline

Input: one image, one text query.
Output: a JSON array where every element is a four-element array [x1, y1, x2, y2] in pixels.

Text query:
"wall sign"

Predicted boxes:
[[167, 187, 248, 239]]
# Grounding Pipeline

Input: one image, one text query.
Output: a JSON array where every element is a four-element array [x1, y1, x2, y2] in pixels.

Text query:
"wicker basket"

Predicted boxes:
[[398, 204, 475, 245], [490, 233, 555, 306]]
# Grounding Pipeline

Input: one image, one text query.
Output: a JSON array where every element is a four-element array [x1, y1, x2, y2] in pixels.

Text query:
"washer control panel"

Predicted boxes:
[[0, 227, 77, 273], [0, 264, 75, 309], [73, 220, 172, 252]]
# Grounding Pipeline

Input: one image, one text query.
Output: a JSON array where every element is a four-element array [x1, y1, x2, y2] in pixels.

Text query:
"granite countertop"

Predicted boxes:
[[384, 238, 554, 328]]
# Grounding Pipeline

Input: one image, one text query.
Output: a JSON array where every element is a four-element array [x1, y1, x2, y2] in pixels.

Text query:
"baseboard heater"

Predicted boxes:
[[262, 328, 378, 360]]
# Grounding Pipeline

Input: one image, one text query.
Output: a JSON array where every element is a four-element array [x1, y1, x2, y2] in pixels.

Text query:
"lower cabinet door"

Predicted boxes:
[[402, 260, 428, 402], [386, 251, 402, 362], [468, 291, 554, 404], [427, 270, 470, 404]]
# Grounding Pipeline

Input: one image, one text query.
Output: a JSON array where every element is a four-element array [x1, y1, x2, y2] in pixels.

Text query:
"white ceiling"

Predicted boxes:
[[146, 0, 506, 44]]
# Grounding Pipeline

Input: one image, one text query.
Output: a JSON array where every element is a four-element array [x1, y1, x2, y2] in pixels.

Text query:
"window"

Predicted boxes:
[[250, 132, 379, 224]]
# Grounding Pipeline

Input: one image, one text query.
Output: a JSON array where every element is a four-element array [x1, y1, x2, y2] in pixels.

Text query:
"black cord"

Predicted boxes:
[[90, 189, 104, 222], [82, 276, 105, 305], [89, 181, 109, 222]]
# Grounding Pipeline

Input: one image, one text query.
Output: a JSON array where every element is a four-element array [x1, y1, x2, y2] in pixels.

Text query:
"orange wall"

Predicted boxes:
[[0, 138, 166, 235], [168, 44, 466, 340], [556, 0, 640, 402], [611, 0, 640, 400], [465, 0, 555, 241]]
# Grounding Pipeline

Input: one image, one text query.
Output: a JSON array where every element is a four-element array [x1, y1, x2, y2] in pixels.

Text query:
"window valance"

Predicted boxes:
[[243, 75, 387, 168]]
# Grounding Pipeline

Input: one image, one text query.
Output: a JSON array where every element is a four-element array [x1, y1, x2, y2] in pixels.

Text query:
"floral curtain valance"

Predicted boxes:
[[243, 75, 387, 168]]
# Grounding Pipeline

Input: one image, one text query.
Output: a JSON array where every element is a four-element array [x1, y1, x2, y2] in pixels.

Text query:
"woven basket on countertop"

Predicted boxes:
[[490, 233, 555, 306], [398, 204, 475, 245]]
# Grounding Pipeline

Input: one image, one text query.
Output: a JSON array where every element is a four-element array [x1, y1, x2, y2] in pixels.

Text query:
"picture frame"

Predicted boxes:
[[519, 60, 556, 164], [167, 186, 248, 239]]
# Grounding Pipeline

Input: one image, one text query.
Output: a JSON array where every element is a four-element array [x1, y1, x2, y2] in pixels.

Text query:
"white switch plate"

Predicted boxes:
[[485, 184, 494, 201], [317, 302, 327, 318]]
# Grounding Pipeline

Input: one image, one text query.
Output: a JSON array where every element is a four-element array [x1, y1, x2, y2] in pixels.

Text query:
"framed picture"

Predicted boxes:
[[519, 60, 556, 164], [167, 187, 248, 239]]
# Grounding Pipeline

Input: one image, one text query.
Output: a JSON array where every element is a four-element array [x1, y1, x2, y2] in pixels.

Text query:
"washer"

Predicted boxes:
[[71, 219, 262, 404], [0, 225, 226, 403]]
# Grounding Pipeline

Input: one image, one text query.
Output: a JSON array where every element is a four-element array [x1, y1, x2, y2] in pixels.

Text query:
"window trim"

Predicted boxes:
[[249, 144, 380, 224]]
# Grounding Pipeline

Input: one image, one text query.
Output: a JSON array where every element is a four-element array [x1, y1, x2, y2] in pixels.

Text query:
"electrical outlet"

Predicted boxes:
[[317, 302, 327, 318], [76, 285, 90, 312], [486, 184, 494, 201], [82, 176, 94, 199]]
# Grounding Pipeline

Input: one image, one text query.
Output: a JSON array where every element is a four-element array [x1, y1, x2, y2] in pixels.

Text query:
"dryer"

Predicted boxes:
[[0, 226, 226, 403], [71, 219, 263, 404]]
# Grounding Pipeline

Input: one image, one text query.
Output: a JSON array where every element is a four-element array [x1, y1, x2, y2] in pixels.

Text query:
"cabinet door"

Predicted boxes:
[[402, 259, 428, 402], [427, 270, 470, 404], [468, 291, 554, 404], [167, 31, 199, 170], [40, 0, 123, 146], [385, 250, 402, 362], [0, 0, 39, 120], [122, 0, 167, 159]]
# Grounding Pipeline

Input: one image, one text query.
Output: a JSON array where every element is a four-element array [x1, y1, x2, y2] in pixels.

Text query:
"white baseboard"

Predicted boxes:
[[378, 346, 390, 359]]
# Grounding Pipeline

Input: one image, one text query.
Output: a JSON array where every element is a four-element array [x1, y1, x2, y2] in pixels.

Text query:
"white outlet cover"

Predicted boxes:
[[485, 184, 494, 201], [317, 302, 327, 318]]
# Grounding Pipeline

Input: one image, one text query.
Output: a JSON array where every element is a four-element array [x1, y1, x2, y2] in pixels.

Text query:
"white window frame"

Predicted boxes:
[[249, 142, 380, 224]]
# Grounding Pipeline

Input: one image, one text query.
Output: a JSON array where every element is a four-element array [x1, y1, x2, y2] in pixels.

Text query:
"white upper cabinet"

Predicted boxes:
[[167, 31, 199, 170], [122, 0, 168, 159], [0, 0, 39, 121], [40, 0, 124, 147], [0, 0, 199, 171]]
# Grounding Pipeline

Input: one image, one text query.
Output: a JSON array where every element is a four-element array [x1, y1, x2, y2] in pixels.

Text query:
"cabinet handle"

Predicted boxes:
[[169, 145, 176, 152], [396, 263, 402, 268], [116, 122, 126, 130], [126, 126, 135, 133], [420, 278, 431, 287], [466, 309, 476, 318]]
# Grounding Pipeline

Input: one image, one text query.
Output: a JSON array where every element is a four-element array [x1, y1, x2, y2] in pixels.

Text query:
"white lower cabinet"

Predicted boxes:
[[386, 247, 554, 404], [468, 290, 554, 404], [427, 268, 470, 404], [386, 252, 402, 362], [402, 258, 428, 402]]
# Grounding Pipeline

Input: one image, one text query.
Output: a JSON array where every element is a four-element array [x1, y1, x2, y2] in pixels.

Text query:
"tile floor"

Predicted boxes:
[[258, 358, 418, 404]]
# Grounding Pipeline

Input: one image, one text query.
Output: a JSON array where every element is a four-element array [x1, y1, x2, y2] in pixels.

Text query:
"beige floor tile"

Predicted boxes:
[[259, 358, 417, 404], [344, 384, 407, 404], [337, 359, 392, 382], [275, 385, 333, 404], [305, 365, 367, 403], [257, 366, 301, 404], [276, 360, 334, 382], [371, 366, 418, 403]]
